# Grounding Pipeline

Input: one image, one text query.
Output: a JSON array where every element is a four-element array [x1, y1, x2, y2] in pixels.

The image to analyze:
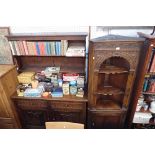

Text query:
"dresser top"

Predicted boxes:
[[91, 34, 145, 42], [0, 65, 16, 78]]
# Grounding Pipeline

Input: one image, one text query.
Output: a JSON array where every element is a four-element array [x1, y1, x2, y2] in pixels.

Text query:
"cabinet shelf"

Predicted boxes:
[[18, 66, 85, 74], [95, 100, 122, 110], [13, 55, 85, 58], [94, 86, 124, 95], [142, 92, 155, 95], [95, 65, 128, 74]]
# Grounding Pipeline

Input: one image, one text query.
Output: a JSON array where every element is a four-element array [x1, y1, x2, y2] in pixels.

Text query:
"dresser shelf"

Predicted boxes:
[[95, 65, 128, 74], [94, 86, 124, 95], [95, 100, 122, 110]]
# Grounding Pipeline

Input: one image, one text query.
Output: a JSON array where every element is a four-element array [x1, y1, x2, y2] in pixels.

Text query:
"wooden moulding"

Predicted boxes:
[[6, 33, 88, 41]]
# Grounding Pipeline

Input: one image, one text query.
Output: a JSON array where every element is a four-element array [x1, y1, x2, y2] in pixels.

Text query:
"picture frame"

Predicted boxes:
[[0, 27, 13, 64]]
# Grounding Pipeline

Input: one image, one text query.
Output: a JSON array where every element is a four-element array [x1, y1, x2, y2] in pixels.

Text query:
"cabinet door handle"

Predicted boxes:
[[92, 122, 95, 127]]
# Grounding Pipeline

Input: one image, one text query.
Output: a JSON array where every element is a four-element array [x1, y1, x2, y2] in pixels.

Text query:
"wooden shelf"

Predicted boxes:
[[145, 72, 155, 76], [6, 33, 87, 41], [13, 55, 85, 58], [142, 92, 155, 95], [95, 100, 122, 110], [95, 65, 128, 74], [94, 86, 124, 95], [18, 66, 85, 74], [11, 92, 88, 102]]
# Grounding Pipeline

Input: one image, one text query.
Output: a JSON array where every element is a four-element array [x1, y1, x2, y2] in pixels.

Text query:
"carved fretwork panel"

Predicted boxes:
[[94, 50, 140, 71]]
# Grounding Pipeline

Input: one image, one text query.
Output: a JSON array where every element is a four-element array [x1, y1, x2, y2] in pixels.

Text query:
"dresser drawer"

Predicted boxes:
[[50, 101, 84, 110], [15, 99, 47, 110], [0, 117, 14, 129]]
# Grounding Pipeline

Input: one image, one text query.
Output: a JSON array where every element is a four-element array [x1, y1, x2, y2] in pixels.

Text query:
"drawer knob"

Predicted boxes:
[[116, 47, 120, 50]]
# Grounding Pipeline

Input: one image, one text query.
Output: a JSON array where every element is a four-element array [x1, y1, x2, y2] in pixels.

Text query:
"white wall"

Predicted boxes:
[[90, 26, 154, 38], [10, 26, 89, 34], [9, 26, 154, 39]]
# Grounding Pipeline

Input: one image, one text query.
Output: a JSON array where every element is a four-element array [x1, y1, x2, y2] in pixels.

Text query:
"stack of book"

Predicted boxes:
[[9, 40, 68, 56], [66, 42, 85, 57]]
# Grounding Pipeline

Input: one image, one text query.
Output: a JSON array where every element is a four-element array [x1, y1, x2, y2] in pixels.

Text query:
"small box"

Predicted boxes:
[[51, 87, 63, 97], [62, 82, 69, 95], [17, 72, 35, 84], [77, 76, 84, 88], [24, 88, 43, 97], [63, 73, 79, 81]]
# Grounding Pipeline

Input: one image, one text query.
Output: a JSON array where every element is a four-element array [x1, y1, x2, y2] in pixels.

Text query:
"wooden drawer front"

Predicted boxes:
[[16, 99, 47, 110], [0, 117, 14, 129], [50, 102, 83, 111]]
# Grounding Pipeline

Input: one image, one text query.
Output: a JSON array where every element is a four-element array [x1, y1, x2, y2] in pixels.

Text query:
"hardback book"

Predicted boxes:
[[38, 42, 45, 55], [35, 42, 40, 55], [149, 53, 155, 72], [23, 41, 29, 55], [50, 42, 55, 55], [9, 41, 15, 55], [14, 41, 20, 55], [27, 42, 35, 55]]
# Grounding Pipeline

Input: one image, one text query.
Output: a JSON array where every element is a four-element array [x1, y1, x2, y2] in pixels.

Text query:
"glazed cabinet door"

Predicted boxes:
[[88, 110, 126, 129]]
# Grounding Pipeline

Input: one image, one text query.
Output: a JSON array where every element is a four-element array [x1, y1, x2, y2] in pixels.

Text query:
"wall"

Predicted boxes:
[[10, 26, 154, 39]]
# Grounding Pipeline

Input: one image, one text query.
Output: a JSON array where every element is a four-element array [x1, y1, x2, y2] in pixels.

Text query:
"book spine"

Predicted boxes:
[[45, 42, 49, 55], [9, 41, 15, 55], [55, 41, 58, 56], [14, 41, 20, 55], [23, 41, 29, 55], [36, 42, 40, 55], [61, 40, 64, 56], [50, 42, 55, 56], [143, 78, 148, 92], [32, 42, 37, 55], [149, 54, 155, 72], [64, 40, 68, 56], [20, 41, 26, 55], [59, 41, 61, 56]]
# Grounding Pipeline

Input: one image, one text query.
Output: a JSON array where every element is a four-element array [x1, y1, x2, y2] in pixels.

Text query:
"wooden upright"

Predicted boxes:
[[0, 65, 20, 128]]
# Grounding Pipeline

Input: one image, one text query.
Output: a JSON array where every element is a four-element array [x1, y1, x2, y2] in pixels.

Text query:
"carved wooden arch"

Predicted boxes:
[[94, 50, 139, 71]]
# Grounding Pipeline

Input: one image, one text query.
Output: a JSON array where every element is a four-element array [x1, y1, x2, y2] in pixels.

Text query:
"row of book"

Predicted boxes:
[[143, 75, 155, 92], [147, 48, 155, 72], [9, 40, 68, 56]]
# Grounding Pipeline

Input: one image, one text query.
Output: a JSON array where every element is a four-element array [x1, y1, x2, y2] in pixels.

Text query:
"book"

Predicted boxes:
[[35, 42, 40, 55], [19, 41, 26, 55], [147, 48, 155, 72], [9, 41, 15, 55], [149, 53, 155, 72], [14, 41, 20, 55], [27, 42, 34, 55], [38, 42, 45, 55], [23, 41, 29, 55], [50, 42, 55, 55]]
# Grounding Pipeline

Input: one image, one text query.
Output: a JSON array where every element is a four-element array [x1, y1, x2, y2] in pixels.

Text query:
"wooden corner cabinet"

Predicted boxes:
[[7, 33, 88, 129], [88, 35, 145, 129], [0, 65, 21, 128]]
